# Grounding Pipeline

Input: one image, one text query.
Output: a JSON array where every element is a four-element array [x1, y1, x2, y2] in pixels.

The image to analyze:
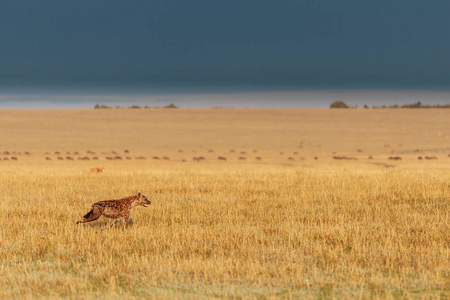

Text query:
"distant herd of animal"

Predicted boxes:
[[1, 149, 449, 162]]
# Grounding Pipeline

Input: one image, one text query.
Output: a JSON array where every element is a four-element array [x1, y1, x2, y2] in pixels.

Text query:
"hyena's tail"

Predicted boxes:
[[76, 206, 102, 224], [82, 209, 94, 219]]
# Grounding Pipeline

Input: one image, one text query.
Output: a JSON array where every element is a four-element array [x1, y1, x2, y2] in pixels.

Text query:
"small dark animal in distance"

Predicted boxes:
[[388, 156, 402, 161], [425, 156, 438, 160], [333, 156, 357, 160]]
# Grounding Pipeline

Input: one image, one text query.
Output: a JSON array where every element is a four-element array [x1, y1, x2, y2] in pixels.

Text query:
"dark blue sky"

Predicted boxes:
[[1, 0, 450, 93]]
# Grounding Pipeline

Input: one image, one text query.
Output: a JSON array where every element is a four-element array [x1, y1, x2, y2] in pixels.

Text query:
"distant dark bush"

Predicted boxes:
[[402, 101, 422, 108], [164, 103, 179, 109], [330, 100, 349, 109], [94, 104, 112, 109]]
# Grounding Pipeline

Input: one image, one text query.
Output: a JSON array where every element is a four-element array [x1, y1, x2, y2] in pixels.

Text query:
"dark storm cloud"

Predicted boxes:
[[1, 0, 450, 90]]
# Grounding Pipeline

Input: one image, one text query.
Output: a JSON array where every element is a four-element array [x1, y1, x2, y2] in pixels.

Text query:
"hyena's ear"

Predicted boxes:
[[137, 192, 142, 197]]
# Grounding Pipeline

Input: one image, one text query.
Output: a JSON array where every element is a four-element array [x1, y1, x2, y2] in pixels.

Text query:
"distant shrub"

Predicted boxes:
[[402, 101, 422, 108], [94, 104, 112, 109], [164, 103, 179, 109], [330, 100, 349, 109]]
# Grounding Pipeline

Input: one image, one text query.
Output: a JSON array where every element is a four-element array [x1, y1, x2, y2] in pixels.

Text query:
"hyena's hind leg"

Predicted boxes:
[[76, 206, 102, 224], [106, 218, 119, 228]]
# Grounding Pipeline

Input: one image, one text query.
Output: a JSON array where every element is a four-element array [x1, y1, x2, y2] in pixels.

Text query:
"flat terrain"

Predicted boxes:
[[1, 108, 449, 157], [0, 109, 449, 298]]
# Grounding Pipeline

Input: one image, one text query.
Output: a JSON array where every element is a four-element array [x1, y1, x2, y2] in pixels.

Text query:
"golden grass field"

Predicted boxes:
[[0, 108, 449, 299]]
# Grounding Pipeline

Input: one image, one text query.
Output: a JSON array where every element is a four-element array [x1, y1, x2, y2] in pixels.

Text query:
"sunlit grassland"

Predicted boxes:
[[0, 109, 449, 298]]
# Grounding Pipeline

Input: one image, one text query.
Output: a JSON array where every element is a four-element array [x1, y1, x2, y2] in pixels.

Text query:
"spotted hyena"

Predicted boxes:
[[76, 193, 151, 227]]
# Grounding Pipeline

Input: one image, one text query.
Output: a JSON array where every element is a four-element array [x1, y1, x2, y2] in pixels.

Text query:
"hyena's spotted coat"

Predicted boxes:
[[76, 193, 151, 227]]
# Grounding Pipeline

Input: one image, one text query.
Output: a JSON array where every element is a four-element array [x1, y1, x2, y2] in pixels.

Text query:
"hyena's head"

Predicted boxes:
[[135, 192, 151, 207]]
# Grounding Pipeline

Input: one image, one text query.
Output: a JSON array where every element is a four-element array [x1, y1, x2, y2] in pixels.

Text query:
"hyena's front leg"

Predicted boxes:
[[76, 206, 102, 224], [123, 213, 131, 228]]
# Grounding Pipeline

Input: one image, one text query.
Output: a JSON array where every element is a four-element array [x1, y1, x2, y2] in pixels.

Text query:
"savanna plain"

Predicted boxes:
[[0, 108, 449, 299]]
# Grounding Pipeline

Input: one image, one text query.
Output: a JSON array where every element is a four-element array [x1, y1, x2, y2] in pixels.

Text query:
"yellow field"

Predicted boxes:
[[0, 109, 449, 298]]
